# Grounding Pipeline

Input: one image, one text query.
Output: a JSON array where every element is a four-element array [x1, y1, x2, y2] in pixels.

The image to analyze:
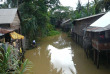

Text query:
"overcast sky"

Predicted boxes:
[[0, 0, 5, 4], [60, 0, 94, 10]]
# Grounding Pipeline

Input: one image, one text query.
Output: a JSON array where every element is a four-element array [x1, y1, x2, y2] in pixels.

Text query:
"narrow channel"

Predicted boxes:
[[24, 33, 110, 74]]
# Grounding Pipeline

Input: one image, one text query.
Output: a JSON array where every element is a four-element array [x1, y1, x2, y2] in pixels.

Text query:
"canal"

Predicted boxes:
[[24, 33, 110, 74]]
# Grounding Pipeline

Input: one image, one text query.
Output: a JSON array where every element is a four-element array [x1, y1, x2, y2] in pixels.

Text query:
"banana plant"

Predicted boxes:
[[0, 45, 32, 73]]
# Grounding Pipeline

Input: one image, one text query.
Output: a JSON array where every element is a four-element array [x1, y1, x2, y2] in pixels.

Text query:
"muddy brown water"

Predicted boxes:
[[24, 33, 110, 74]]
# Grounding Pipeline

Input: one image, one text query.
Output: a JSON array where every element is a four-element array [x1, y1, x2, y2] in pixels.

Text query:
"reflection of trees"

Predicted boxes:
[[39, 33, 71, 49], [51, 33, 71, 49]]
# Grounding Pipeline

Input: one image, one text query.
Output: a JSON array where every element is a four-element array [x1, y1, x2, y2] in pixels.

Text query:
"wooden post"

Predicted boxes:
[[97, 50, 100, 69], [88, 49, 90, 58], [106, 51, 109, 67], [86, 49, 89, 59], [94, 49, 96, 64]]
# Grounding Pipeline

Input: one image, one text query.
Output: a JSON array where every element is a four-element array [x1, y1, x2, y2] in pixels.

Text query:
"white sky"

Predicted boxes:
[[60, 0, 94, 10], [0, 0, 5, 4]]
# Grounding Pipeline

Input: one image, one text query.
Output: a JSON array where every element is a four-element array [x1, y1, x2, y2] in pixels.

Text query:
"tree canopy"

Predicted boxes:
[[49, 6, 73, 27]]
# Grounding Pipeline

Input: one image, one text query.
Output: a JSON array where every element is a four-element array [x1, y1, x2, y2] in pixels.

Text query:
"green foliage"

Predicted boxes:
[[0, 0, 18, 8], [46, 24, 60, 36], [48, 30, 60, 36], [95, 0, 110, 13], [73, 0, 96, 20], [18, 0, 60, 42], [46, 23, 55, 31], [49, 6, 74, 26], [0, 46, 32, 73], [0, 47, 11, 73], [18, 59, 32, 74]]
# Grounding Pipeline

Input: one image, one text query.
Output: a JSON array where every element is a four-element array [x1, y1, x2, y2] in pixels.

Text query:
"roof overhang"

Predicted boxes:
[[72, 13, 105, 25], [0, 28, 15, 34], [85, 11, 110, 32], [85, 24, 110, 32]]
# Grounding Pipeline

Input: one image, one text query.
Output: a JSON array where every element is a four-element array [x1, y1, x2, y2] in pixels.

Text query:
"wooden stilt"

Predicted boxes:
[[88, 49, 90, 58], [87, 49, 89, 58], [94, 49, 96, 64], [106, 51, 109, 68], [85, 49, 88, 59], [97, 51, 100, 69]]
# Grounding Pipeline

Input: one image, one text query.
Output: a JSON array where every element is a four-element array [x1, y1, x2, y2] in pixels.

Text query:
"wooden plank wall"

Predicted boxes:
[[11, 13, 20, 29]]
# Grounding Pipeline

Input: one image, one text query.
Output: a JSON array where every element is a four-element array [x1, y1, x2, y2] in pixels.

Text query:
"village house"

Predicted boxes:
[[72, 13, 104, 47], [85, 11, 110, 68], [0, 8, 21, 41], [0, 8, 24, 70], [61, 19, 72, 32]]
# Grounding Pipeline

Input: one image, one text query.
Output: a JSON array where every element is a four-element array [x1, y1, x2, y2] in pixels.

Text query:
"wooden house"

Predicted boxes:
[[0, 8, 21, 42], [86, 11, 110, 68], [61, 19, 72, 32], [72, 13, 104, 47], [86, 11, 110, 51]]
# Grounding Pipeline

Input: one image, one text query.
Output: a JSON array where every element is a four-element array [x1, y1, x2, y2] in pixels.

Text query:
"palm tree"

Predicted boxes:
[[94, 0, 110, 13]]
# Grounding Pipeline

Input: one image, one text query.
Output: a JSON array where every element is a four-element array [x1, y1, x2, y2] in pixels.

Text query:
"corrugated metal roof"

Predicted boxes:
[[86, 25, 110, 32], [62, 19, 71, 24], [86, 27, 103, 32], [90, 11, 110, 27], [61, 19, 71, 27], [0, 28, 14, 34], [0, 8, 17, 24], [86, 11, 110, 32], [74, 13, 104, 21]]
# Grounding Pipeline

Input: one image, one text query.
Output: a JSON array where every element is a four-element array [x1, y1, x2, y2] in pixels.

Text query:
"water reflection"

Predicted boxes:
[[53, 35, 71, 49], [47, 45, 77, 74], [25, 33, 110, 74]]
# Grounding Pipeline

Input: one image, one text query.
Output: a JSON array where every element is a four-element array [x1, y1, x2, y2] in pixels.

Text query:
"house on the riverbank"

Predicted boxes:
[[72, 13, 104, 47], [61, 19, 72, 32], [85, 11, 110, 68], [0, 8, 23, 48], [0, 8, 24, 70], [86, 11, 110, 50]]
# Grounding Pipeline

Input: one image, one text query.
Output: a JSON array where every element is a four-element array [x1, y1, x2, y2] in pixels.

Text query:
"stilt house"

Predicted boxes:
[[85, 11, 110, 68], [61, 19, 72, 32], [86, 11, 110, 50], [72, 13, 104, 47]]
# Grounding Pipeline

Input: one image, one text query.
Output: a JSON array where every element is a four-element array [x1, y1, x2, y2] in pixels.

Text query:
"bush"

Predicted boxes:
[[46, 23, 55, 31], [46, 23, 60, 36], [48, 30, 60, 36]]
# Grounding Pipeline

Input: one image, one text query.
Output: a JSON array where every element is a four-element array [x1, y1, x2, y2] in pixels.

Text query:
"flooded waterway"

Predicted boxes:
[[25, 33, 110, 74]]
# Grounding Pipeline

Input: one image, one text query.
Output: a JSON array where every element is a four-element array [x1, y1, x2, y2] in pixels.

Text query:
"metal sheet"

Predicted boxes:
[[86, 11, 110, 32], [90, 11, 110, 27], [0, 8, 17, 24], [0, 28, 14, 34], [73, 13, 104, 22]]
